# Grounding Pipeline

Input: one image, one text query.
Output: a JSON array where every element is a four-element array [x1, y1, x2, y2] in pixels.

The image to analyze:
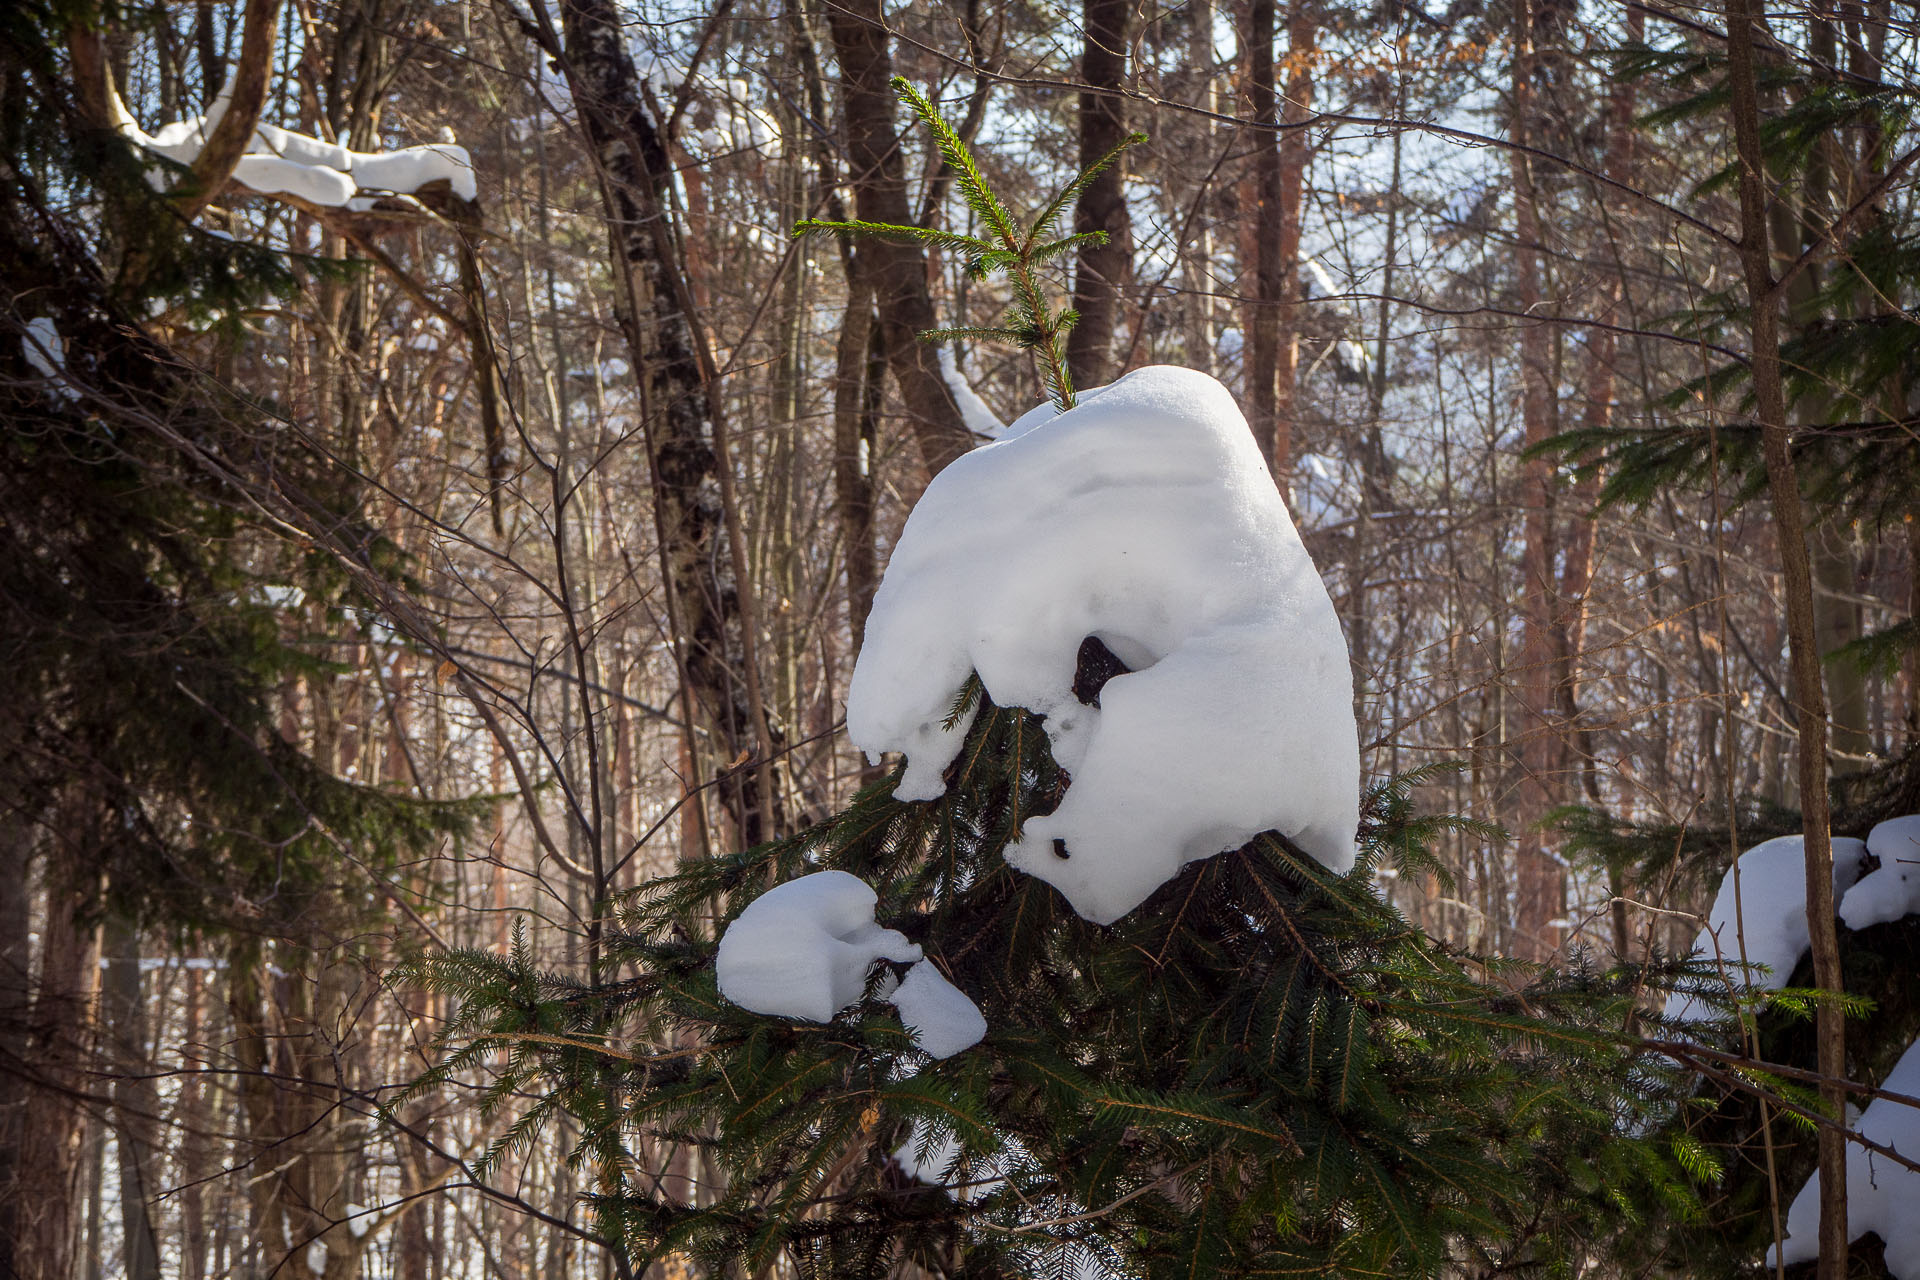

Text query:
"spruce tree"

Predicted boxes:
[[401, 84, 1705, 1280]]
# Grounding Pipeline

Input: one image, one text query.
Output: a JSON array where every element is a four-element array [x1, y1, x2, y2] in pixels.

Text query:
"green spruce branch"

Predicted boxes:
[[794, 78, 1144, 412]]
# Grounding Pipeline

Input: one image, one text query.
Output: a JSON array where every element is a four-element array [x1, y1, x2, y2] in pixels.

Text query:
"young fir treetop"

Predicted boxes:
[[794, 78, 1144, 411], [399, 85, 1705, 1280]]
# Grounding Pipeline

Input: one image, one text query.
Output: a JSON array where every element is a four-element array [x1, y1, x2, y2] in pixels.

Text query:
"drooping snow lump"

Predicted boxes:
[[846, 365, 1359, 925], [1839, 815, 1920, 930], [714, 871, 921, 1022], [1664, 834, 1868, 1024], [891, 960, 988, 1058], [1771, 1031, 1920, 1278]]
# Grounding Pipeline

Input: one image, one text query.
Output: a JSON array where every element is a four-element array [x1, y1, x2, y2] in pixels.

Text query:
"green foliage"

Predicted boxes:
[[1543, 42, 1920, 530], [403, 688, 1696, 1278], [794, 79, 1144, 411]]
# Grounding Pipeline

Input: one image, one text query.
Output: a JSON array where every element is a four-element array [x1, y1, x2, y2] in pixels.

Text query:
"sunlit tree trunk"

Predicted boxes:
[[824, 0, 973, 475], [1269, 0, 1313, 485]]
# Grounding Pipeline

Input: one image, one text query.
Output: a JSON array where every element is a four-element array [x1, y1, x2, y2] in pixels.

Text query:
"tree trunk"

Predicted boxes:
[[1269, 0, 1314, 484], [0, 812, 33, 1280], [14, 876, 100, 1280], [824, 0, 972, 476], [1243, 0, 1282, 476], [552, 0, 777, 845], [1724, 0, 1848, 1272], [103, 915, 163, 1280], [1065, 0, 1132, 390], [1510, 0, 1563, 962]]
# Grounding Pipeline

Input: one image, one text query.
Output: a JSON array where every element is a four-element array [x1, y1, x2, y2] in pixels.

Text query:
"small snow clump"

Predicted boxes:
[[938, 348, 1007, 439], [714, 871, 921, 1022], [1664, 834, 1868, 1024], [846, 365, 1359, 925], [891, 960, 988, 1058]]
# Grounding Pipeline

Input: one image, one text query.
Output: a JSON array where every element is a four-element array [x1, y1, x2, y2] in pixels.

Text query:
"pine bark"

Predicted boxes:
[[1243, 0, 1283, 476], [1269, 0, 1313, 482]]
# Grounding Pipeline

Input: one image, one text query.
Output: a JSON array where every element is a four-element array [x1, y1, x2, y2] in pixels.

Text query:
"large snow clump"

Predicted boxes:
[[846, 365, 1359, 925], [1664, 834, 1867, 1024], [1772, 1031, 1920, 1278], [714, 871, 985, 1058]]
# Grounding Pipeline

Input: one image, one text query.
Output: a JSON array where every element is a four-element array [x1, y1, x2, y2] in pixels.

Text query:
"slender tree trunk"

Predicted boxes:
[[1510, 0, 1563, 962], [1066, 0, 1132, 389], [1725, 0, 1848, 1272], [1243, 0, 1283, 476], [15, 876, 100, 1280], [1555, 0, 1642, 807], [0, 813, 33, 1280], [552, 0, 777, 845], [1183, 0, 1219, 374], [1269, 0, 1313, 482], [835, 287, 882, 652], [824, 0, 972, 475], [103, 915, 163, 1280]]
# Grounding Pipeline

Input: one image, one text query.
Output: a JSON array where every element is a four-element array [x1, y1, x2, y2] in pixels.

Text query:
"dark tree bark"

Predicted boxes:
[[103, 916, 163, 1280], [1065, 0, 1132, 390], [823, 0, 973, 476]]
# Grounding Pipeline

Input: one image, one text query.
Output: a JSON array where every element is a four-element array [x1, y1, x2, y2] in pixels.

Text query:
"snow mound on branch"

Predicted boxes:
[[892, 960, 987, 1058], [1839, 815, 1920, 930], [1772, 1031, 1920, 1278], [939, 349, 1006, 439], [114, 80, 475, 206], [1663, 834, 1868, 1024], [846, 365, 1359, 925], [715, 871, 921, 1022]]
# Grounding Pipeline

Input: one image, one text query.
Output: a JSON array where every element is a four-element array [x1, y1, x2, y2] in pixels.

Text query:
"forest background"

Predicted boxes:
[[2, 0, 1918, 1274]]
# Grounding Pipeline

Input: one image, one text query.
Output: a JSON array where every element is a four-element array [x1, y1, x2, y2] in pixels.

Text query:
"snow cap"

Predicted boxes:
[[1772, 1031, 1920, 1278], [892, 960, 988, 1058], [847, 364, 1359, 925]]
